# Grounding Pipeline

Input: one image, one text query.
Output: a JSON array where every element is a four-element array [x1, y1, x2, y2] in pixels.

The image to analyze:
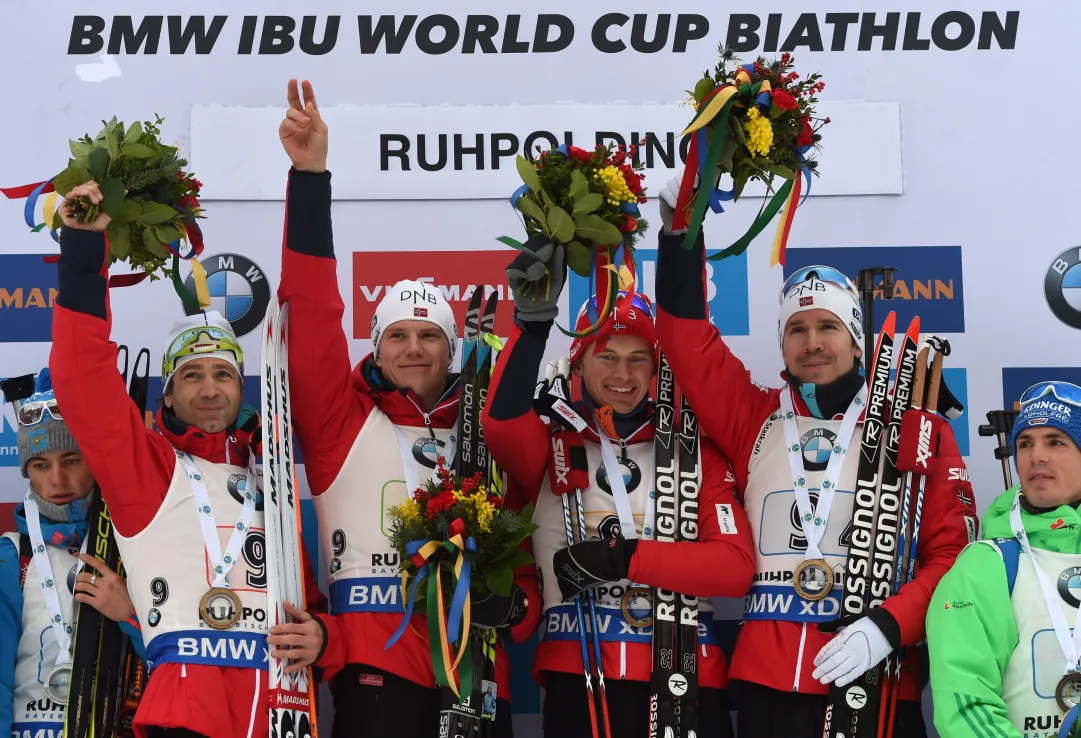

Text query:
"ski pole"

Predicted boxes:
[[575, 485, 613, 738], [978, 410, 1018, 490]]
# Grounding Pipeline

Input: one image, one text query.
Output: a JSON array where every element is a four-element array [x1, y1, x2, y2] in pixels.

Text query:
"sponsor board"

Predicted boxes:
[[352, 250, 514, 342], [192, 102, 902, 201], [1002, 367, 1081, 411], [0, 255, 59, 343], [568, 248, 750, 336], [183, 253, 272, 337], [784, 246, 965, 334]]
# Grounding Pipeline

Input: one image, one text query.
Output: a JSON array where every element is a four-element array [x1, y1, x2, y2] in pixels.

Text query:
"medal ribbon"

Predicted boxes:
[[1009, 491, 1081, 674], [779, 385, 867, 560], [595, 417, 653, 541], [176, 449, 256, 588], [24, 488, 87, 666], [392, 425, 456, 497]]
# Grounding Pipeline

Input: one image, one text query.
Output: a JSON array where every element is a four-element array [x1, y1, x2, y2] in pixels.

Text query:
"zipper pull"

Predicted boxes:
[[620, 438, 628, 461], [423, 413, 436, 440]]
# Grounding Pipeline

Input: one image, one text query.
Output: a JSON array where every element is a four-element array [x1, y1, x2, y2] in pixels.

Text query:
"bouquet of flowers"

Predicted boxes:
[[23, 115, 209, 309], [385, 460, 537, 697], [674, 45, 828, 266], [499, 142, 648, 333]]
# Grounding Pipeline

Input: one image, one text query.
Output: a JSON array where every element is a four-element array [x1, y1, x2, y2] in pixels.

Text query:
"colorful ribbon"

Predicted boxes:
[[3, 178, 210, 311], [385, 519, 476, 698], [672, 65, 811, 268]]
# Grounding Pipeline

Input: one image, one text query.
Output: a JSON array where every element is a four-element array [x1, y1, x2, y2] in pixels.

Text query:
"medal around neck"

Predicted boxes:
[[44, 662, 72, 705], [1058, 671, 1081, 713], [793, 557, 834, 601], [199, 587, 243, 630], [621, 586, 654, 628]]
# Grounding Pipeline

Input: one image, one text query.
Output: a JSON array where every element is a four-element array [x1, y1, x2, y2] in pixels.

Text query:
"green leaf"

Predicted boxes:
[[573, 214, 623, 246], [496, 235, 523, 250], [100, 178, 126, 219], [120, 141, 154, 159], [564, 241, 592, 277], [115, 199, 142, 223], [50, 209, 65, 231], [153, 224, 181, 245], [572, 192, 603, 216], [142, 227, 169, 258], [105, 123, 119, 160], [109, 222, 132, 260], [770, 164, 796, 180], [136, 201, 178, 225], [720, 135, 738, 173], [125, 120, 143, 143], [568, 169, 588, 200], [729, 113, 746, 145], [539, 188, 555, 211], [52, 166, 91, 196], [69, 139, 93, 160], [482, 563, 514, 597], [503, 547, 534, 570], [694, 76, 715, 103], [515, 196, 547, 230], [87, 148, 110, 184], [515, 155, 541, 191], [546, 206, 575, 243]]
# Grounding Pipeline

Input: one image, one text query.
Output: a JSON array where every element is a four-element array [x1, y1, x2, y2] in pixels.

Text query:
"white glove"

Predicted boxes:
[[811, 616, 893, 687], [658, 173, 685, 235]]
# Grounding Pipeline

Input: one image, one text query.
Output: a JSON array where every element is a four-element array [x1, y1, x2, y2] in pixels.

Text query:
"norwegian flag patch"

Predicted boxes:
[[799, 296, 814, 307], [414, 307, 428, 317]]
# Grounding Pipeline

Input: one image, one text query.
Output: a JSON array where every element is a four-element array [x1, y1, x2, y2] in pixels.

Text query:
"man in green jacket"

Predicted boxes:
[[928, 380, 1081, 738]]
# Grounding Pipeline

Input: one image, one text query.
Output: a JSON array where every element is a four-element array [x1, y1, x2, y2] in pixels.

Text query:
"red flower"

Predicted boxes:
[[620, 165, 644, 195], [487, 494, 504, 509], [566, 146, 592, 163], [796, 117, 814, 147], [772, 89, 798, 111], [426, 490, 457, 518], [619, 216, 638, 233]]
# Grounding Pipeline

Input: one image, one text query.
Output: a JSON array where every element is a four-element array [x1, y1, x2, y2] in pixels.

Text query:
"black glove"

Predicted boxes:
[[506, 234, 566, 323], [472, 583, 529, 630], [554, 537, 638, 602]]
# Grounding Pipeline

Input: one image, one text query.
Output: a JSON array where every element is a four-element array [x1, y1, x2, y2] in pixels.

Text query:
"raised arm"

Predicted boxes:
[[654, 227, 780, 481], [50, 184, 177, 537], [276, 79, 375, 496]]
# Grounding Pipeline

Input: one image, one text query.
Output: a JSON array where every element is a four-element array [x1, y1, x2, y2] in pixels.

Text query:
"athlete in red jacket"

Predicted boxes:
[[652, 177, 978, 738], [49, 185, 333, 738], [275, 79, 541, 737], [481, 234, 755, 738]]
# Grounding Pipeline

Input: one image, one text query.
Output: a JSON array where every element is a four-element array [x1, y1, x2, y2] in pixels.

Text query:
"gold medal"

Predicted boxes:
[[621, 587, 654, 628], [1057, 671, 1081, 712], [793, 559, 834, 601], [199, 587, 242, 630], [44, 662, 71, 706]]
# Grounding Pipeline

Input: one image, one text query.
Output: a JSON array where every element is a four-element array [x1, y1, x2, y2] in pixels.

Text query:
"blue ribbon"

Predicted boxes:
[[695, 129, 735, 216], [509, 184, 530, 207], [1060, 705, 1078, 738], [383, 539, 431, 650], [445, 536, 476, 642], [619, 202, 640, 217], [23, 178, 60, 243]]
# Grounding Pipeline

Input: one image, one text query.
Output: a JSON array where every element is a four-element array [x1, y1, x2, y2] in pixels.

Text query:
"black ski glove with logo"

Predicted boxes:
[[554, 537, 638, 602], [472, 583, 529, 630]]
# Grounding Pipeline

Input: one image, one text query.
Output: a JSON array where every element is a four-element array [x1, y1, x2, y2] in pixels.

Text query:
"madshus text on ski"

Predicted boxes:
[[3, 72, 1074, 738]]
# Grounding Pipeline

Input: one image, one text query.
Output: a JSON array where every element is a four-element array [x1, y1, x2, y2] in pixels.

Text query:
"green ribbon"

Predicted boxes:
[[706, 178, 793, 262]]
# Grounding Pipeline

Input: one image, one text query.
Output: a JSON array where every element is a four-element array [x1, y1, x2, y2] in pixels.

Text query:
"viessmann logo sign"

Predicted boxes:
[[352, 250, 514, 341]]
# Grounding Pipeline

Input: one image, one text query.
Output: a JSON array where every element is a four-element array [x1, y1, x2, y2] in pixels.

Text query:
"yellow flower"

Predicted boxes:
[[743, 107, 774, 157], [393, 499, 423, 525], [596, 165, 637, 204]]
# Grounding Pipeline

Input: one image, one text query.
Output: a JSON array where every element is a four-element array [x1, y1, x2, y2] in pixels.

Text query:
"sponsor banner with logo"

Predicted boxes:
[[0, 255, 59, 343], [783, 246, 965, 334]]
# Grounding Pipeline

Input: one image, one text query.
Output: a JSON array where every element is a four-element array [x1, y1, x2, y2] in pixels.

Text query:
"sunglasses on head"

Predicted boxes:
[[780, 266, 859, 304]]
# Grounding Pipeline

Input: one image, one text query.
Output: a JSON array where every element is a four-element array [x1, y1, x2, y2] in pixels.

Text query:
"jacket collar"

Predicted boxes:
[[355, 354, 460, 429], [156, 402, 258, 465]]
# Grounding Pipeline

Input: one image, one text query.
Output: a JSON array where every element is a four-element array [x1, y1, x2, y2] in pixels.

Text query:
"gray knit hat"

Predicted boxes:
[[15, 369, 81, 478]]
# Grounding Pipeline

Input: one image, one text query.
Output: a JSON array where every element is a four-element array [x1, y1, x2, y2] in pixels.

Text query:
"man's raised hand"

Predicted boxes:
[[279, 79, 328, 173]]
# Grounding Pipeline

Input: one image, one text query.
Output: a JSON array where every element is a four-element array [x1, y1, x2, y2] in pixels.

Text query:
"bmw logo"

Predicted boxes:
[[1058, 566, 1081, 608], [147, 608, 161, 627], [412, 438, 446, 470], [184, 253, 272, 337], [1046, 247, 1081, 329], [330, 558, 342, 574], [228, 473, 264, 511], [596, 458, 642, 496], [801, 428, 837, 472]]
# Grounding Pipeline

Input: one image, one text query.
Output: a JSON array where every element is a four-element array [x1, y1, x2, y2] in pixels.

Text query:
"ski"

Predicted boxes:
[[847, 316, 920, 738], [456, 287, 485, 480], [650, 351, 680, 738], [674, 391, 701, 738], [263, 300, 318, 738], [822, 311, 896, 738], [474, 291, 499, 489]]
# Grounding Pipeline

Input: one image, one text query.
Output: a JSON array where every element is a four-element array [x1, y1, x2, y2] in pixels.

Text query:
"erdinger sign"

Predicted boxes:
[[352, 251, 514, 341]]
